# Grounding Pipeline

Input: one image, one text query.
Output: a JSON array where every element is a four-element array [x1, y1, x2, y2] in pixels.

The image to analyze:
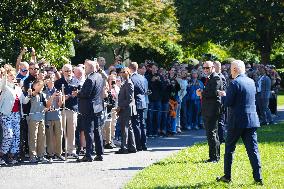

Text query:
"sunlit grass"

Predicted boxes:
[[125, 124, 284, 189]]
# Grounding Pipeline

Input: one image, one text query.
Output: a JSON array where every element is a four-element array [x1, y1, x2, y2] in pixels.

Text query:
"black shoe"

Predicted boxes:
[[104, 143, 114, 149], [260, 122, 268, 126], [128, 149, 137, 153], [216, 176, 231, 183], [254, 180, 264, 186], [76, 156, 92, 162], [204, 158, 219, 163], [142, 147, 148, 151], [115, 149, 128, 154], [137, 148, 143, 151], [93, 155, 103, 161]]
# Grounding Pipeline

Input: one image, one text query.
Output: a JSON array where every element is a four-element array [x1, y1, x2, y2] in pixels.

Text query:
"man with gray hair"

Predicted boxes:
[[54, 64, 79, 158], [217, 60, 263, 185]]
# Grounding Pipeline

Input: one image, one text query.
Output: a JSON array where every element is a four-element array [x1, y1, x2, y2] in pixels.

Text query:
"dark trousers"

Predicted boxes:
[[132, 109, 147, 150], [224, 127, 262, 181], [180, 97, 187, 130], [119, 110, 136, 151], [148, 101, 161, 135], [218, 111, 226, 143], [82, 112, 104, 158], [204, 115, 220, 160], [160, 102, 169, 133], [19, 117, 29, 158], [75, 114, 83, 152]]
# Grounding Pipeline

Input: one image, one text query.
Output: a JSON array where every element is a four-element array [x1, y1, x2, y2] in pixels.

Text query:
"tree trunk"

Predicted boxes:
[[259, 30, 272, 65]]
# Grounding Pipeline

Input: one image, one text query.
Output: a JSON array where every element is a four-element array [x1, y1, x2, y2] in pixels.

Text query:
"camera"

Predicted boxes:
[[111, 81, 116, 85], [16, 78, 21, 84]]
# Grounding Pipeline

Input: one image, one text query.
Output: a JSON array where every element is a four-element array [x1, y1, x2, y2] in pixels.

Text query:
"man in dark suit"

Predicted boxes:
[[129, 62, 148, 151], [197, 61, 222, 163], [77, 60, 104, 162], [217, 60, 263, 185], [115, 68, 137, 154]]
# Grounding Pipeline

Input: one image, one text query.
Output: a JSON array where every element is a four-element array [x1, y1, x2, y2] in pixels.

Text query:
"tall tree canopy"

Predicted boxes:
[[175, 0, 284, 64], [0, 0, 83, 66]]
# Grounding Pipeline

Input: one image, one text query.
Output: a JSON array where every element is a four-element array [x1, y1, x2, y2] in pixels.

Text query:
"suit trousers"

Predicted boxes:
[[132, 108, 147, 150], [118, 110, 136, 151], [82, 112, 104, 158], [204, 115, 220, 160], [224, 127, 262, 181], [62, 110, 77, 154], [46, 120, 62, 156], [28, 120, 45, 158]]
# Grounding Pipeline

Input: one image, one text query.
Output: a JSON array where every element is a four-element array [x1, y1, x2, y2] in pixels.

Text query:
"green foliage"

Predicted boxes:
[[125, 124, 284, 189], [175, 0, 284, 64], [183, 42, 230, 63], [0, 0, 83, 67], [81, 0, 181, 64]]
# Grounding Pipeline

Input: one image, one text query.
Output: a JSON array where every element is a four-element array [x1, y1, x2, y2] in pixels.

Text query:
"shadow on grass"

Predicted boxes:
[[147, 181, 218, 189]]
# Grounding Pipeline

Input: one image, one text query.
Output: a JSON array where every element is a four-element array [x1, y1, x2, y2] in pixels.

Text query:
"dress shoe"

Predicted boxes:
[[216, 176, 231, 183], [115, 149, 128, 154], [204, 158, 219, 163], [142, 147, 148, 151], [93, 155, 103, 161], [104, 143, 114, 149], [137, 148, 143, 151], [254, 180, 264, 185], [76, 156, 92, 162], [128, 149, 137, 153]]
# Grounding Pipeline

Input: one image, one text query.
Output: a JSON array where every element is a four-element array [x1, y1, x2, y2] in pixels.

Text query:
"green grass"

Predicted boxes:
[[278, 91, 284, 107], [125, 124, 284, 189]]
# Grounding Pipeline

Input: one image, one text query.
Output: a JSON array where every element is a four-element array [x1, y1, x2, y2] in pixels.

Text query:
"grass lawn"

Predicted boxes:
[[125, 124, 284, 189], [278, 91, 284, 107]]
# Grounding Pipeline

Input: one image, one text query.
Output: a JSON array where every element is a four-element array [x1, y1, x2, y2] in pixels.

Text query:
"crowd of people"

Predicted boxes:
[[0, 47, 281, 166]]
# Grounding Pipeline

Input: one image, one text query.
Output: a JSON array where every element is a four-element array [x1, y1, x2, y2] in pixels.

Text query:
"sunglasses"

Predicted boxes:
[[21, 69, 28, 72], [203, 67, 211, 70]]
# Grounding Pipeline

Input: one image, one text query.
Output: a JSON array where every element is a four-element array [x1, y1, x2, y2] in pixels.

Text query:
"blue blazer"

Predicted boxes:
[[130, 72, 147, 109], [78, 72, 104, 116], [225, 74, 260, 128]]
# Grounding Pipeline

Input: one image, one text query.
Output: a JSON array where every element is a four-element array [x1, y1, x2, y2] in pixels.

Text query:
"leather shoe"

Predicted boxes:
[[93, 155, 103, 161], [142, 147, 148, 151], [216, 176, 231, 183], [104, 143, 114, 149], [204, 158, 219, 163], [76, 156, 92, 162], [128, 149, 137, 153], [115, 149, 128, 154], [254, 180, 264, 186]]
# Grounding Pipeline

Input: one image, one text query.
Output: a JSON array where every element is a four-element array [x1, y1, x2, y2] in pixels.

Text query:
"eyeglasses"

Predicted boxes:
[[21, 69, 28, 72], [64, 70, 72, 73], [203, 67, 211, 70], [120, 71, 126, 73]]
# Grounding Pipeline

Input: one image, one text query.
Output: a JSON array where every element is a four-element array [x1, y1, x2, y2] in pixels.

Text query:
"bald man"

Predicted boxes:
[[197, 61, 223, 163], [217, 60, 262, 185]]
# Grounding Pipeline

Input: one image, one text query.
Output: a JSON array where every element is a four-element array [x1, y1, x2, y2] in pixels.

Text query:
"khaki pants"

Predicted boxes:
[[103, 110, 116, 144], [62, 110, 77, 154], [46, 120, 62, 156], [28, 120, 45, 158]]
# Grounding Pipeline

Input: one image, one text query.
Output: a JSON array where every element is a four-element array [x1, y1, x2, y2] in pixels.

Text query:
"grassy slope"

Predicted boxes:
[[125, 124, 284, 189], [278, 91, 284, 107]]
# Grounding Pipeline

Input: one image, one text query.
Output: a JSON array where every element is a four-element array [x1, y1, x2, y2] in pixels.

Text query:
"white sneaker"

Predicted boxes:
[[10, 159, 18, 165]]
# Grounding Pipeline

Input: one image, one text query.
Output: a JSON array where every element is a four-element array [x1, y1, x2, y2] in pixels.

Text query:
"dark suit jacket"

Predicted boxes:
[[130, 72, 147, 110], [202, 72, 222, 117], [118, 78, 137, 117], [225, 74, 260, 128], [78, 72, 104, 116]]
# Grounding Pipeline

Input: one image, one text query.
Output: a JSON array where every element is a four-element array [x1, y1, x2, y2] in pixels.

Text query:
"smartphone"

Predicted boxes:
[[16, 78, 21, 83], [111, 81, 116, 85]]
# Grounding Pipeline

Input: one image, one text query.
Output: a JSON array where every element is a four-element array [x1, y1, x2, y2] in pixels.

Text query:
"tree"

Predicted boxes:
[[175, 0, 284, 64], [0, 0, 83, 66], [81, 0, 182, 64]]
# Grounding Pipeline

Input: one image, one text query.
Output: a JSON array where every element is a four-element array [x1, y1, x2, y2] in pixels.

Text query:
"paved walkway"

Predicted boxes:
[[0, 129, 206, 189], [1, 106, 283, 189]]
